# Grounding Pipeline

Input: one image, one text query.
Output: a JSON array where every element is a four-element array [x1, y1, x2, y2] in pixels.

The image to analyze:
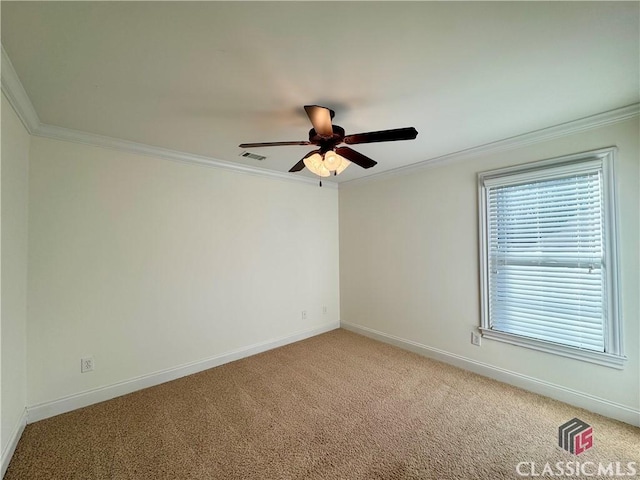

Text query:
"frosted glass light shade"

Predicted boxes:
[[304, 153, 330, 177], [335, 156, 351, 174], [323, 151, 341, 171]]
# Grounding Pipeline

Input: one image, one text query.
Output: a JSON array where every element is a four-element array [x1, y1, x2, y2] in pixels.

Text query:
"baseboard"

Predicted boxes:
[[27, 322, 339, 423], [1, 408, 27, 478], [341, 321, 640, 427]]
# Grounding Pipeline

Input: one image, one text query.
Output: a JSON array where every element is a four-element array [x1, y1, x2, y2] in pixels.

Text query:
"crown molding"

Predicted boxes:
[[34, 123, 337, 188], [340, 103, 640, 188], [2, 44, 634, 191], [1, 45, 40, 134], [1, 45, 336, 189]]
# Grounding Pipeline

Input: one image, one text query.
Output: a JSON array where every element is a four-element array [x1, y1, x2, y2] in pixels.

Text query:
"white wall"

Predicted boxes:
[[26, 136, 339, 409], [339, 117, 639, 424], [1, 94, 30, 463]]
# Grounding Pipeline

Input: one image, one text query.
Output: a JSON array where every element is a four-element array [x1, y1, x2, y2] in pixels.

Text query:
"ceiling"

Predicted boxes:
[[2, 2, 638, 183]]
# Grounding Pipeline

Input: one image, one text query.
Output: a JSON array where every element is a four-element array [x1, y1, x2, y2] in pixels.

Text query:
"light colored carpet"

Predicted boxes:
[[5, 329, 639, 479]]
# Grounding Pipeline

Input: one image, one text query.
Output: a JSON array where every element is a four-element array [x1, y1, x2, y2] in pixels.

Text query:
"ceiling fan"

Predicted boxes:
[[239, 105, 418, 185]]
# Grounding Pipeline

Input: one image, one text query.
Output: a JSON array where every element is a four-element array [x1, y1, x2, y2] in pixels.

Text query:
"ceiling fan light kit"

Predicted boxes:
[[303, 153, 331, 177], [239, 105, 418, 186], [304, 151, 351, 177]]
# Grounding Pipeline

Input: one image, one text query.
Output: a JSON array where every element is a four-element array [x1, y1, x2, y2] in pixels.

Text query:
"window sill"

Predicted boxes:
[[479, 328, 626, 369]]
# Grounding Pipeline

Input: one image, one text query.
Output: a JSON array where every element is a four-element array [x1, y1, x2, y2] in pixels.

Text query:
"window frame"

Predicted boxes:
[[478, 147, 625, 369]]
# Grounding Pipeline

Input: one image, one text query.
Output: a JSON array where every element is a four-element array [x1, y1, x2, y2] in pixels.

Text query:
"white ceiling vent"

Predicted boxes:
[[239, 151, 267, 161]]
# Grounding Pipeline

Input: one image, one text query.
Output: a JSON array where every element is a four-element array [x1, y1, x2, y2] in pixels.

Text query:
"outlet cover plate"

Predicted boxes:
[[81, 356, 94, 373]]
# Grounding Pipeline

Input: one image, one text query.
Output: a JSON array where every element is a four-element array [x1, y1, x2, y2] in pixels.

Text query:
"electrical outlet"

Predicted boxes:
[[471, 333, 481, 347], [301, 310, 307, 320], [322, 306, 327, 315], [81, 356, 94, 373]]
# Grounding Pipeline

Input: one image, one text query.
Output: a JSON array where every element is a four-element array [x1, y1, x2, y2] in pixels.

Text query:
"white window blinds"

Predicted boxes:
[[486, 166, 606, 352]]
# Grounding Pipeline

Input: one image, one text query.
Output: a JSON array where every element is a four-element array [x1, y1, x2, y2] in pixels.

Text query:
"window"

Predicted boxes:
[[478, 148, 624, 368]]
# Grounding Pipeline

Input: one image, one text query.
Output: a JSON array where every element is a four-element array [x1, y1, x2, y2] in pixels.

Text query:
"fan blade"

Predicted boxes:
[[239, 141, 311, 148], [288, 150, 319, 172], [343, 127, 418, 145], [304, 105, 335, 136], [288, 159, 306, 172], [335, 146, 377, 169]]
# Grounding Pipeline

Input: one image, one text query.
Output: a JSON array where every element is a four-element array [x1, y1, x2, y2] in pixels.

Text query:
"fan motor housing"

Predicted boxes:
[[309, 125, 345, 151]]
